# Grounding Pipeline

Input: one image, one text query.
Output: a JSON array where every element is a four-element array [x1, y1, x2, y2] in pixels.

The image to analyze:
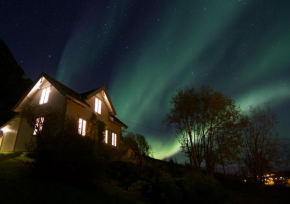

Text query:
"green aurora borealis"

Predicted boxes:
[[55, 0, 290, 161]]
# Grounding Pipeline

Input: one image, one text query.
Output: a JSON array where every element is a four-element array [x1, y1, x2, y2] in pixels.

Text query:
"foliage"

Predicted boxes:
[[122, 132, 153, 157], [106, 160, 226, 203], [239, 104, 281, 181], [87, 113, 106, 147], [166, 86, 241, 175], [21, 105, 99, 184]]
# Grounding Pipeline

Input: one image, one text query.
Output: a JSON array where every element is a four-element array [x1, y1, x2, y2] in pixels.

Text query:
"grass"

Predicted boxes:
[[0, 154, 147, 204]]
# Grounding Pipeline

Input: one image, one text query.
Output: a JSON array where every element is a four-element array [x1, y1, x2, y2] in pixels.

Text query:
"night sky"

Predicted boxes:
[[1, 0, 290, 162]]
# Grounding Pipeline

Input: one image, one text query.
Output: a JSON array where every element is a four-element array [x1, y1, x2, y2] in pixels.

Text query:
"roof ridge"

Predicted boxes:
[[41, 72, 80, 95]]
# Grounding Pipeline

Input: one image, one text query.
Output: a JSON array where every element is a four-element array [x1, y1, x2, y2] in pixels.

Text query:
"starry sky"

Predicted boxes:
[[1, 0, 290, 162]]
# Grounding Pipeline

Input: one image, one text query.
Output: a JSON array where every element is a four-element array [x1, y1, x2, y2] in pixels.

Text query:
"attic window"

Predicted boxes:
[[78, 118, 86, 136], [95, 98, 102, 114], [39, 87, 50, 104], [112, 133, 117, 146], [33, 117, 44, 135]]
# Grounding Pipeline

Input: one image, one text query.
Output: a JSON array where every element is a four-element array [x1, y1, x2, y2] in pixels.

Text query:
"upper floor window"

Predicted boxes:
[[105, 130, 108, 144], [39, 87, 50, 104], [95, 98, 102, 114], [112, 133, 117, 146], [78, 118, 86, 136], [33, 117, 44, 135]]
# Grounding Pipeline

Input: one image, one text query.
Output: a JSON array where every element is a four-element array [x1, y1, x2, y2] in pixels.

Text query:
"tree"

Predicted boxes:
[[239, 105, 281, 182], [122, 132, 153, 157], [166, 86, 241, 175]]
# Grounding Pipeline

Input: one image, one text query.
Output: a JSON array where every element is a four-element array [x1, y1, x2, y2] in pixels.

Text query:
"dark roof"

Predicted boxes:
[[80, 88, 99, 100], [42, 72, 90, 107], [112, 116, 128, 129]]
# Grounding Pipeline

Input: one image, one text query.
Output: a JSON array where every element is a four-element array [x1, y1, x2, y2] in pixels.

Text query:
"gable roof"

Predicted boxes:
[[81, 86, 117, 115], [41, 73, 91, 108], [13, 72, 90, 112]]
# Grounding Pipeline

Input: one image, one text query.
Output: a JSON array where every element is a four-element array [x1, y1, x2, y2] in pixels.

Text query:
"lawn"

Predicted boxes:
[[0, 153, 147, 204]]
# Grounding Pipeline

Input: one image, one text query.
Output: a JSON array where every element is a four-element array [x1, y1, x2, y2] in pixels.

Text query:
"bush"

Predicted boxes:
[[146, 172, 182, 203], [22, 106, 99, 186], [34, 118, 99, 185], [179, 173, 226, 203]]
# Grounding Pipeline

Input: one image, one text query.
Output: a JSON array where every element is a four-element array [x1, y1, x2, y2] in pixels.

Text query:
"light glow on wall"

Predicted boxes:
[[1, 128, 6, 133]]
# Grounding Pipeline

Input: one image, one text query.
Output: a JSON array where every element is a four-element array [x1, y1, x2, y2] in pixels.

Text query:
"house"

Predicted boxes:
[[0, 72, 127, 152]]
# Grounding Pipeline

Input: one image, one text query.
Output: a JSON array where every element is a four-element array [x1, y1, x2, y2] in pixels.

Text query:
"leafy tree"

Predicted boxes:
[[123, 132, 153, 157], [239, 105, 281, 182], [166, 86, 241, 175]]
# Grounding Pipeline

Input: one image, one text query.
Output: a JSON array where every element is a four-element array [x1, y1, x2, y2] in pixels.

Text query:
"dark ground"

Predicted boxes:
[[0, 153, 290, 204]]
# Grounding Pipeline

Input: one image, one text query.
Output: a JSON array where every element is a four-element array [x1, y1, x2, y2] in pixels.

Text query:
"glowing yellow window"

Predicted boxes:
[[112, 133, 117, 146], [105, 130, 108, 144], [95, 98, 102, 114], [78, 118, 86, 136], [39, 87, 50, 104], [33, 117, 44, 135]]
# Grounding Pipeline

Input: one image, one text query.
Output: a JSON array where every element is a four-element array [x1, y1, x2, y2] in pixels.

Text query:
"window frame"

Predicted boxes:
[[104, 130, 108, 144], [33, 117, 44, 135], [78, 118, 87, 136], [39, 87, 51, 105], [95, 98, 102, 114], [112, 132, 117, 146]]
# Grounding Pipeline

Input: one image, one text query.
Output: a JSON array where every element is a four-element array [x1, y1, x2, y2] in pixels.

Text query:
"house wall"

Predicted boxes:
[[66, 101, 90, 121], [66, 91, 122, 146], [30, 80, 66, 111], [0, 117, 21, 152], [86, 92, 122, 135], [86, 92, 110, 122], [107, 121, 122, 146], [14, 117, 34, 151]]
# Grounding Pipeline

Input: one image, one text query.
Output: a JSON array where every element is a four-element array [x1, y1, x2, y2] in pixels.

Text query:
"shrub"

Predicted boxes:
[[22, 106, 99, 186], [179, 173, 226, 203]]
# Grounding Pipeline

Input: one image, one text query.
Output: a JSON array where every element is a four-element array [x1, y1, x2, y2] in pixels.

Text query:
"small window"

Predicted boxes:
[[33, 117, 44, 135], [112, 133, 117, 146], [105, 130, 108, 144], [95, 98, 102, 114], [78, 118, 86, 136], [39, 87, 50, 104]]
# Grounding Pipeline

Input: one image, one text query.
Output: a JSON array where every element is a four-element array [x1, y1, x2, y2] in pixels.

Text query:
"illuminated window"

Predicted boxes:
[[78, 118, 86, 136], [105, 130, 108, 144], [112, 133, 117, 146], [33, 117, 44, 135], [39, 87, 50, 104], [95, 98, 102, 114]]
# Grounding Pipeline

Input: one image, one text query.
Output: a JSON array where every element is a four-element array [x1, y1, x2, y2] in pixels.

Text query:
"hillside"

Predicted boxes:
[[0, 39, 32, 125]]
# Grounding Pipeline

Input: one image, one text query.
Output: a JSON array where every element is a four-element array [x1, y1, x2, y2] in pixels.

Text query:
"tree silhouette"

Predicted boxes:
[[166, 85, 241, 175], [239, 104, 281, 182]]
